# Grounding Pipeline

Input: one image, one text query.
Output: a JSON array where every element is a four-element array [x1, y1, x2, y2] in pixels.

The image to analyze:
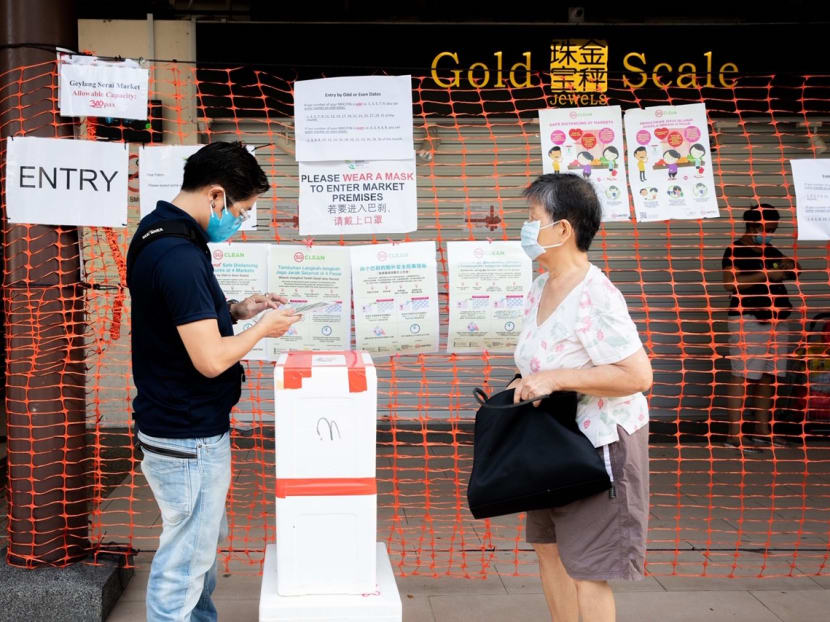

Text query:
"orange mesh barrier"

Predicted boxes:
[[2, 58, 830, 579]]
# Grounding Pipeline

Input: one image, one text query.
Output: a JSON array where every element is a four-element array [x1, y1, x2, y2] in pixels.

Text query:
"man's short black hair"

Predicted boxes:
[[744, 203, 780, 229], [634, 146, 647, 156], [522, 173, 601, 252], [181, 141, 269, 201], [548, 146, 562, 154]]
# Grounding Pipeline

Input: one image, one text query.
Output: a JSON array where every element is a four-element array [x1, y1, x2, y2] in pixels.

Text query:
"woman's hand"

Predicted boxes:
[[513, 370, 568, 406], [506, 372, 522, 391]]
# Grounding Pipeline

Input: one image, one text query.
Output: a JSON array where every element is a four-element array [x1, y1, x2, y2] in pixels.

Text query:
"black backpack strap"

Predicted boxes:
[[126, 219, 209, 286]]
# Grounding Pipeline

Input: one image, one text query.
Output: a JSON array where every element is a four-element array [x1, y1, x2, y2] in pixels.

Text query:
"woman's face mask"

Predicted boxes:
[[205, 190, 243, 242], [520, 219, 564, 260]]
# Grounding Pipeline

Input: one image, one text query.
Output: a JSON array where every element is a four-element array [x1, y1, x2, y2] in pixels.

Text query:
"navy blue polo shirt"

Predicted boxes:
[[128, 201, 242, 438]]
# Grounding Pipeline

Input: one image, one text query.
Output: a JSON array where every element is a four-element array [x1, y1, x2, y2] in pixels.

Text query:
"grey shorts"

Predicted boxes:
[[727, 316, 789, 380], [525, 424, 650, 581]]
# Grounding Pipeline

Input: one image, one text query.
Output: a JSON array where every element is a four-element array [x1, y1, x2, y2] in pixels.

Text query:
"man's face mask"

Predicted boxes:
[[205, 190, 243, 242]]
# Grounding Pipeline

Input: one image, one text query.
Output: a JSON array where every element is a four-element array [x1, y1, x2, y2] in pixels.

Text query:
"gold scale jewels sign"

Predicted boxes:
[[430, 39, 739, 105]]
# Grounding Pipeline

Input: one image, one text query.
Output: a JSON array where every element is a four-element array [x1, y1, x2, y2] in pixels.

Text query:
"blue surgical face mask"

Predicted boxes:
[[205, 190, 243, 243], [754, 234, 771, 245], [520, 219, 563, 260]]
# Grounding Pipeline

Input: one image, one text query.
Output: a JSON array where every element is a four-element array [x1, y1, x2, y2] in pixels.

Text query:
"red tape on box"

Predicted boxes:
[[281, 351, 368, 392], [275, 477, 377, 498]]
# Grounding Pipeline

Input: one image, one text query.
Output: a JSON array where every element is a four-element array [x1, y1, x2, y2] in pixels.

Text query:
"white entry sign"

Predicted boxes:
[[350, 241, 439, 356], [294, 75, 415, 162], [298, 159, 417, 235], [791, 159, 830, 241], [139, 144, 258, 231], [209, 243, 271, 360], [58, 55, 149, 120], [5, 136, 128, 227], [447, 241, 532, 354]]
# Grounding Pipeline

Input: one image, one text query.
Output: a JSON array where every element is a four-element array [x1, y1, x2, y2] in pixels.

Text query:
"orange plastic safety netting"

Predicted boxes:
[[2, 58, 830, 579]]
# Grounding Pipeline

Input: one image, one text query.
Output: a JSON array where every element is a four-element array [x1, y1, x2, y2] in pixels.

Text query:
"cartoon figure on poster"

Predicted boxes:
[[650, 127, 706, 181], [663, 150, 680, 179], [634, 145, 648, 182], [575, 150, 594, 178], [688, 143, 706, 175], [601, 145, 620, 176], [548, 145, 563, 174]]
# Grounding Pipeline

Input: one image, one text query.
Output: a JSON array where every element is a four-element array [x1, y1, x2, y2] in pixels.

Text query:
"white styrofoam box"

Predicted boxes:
[[274, 351, 377, 480], [276, 493, 377, 596], [260, 542, 401, 622]]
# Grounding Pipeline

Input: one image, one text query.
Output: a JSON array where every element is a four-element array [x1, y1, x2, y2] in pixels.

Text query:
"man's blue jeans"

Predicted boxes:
[[138, 430, 231, 622]]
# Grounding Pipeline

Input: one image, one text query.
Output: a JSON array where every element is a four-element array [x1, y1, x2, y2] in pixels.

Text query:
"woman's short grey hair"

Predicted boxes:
[[522, 173, 602, 252]]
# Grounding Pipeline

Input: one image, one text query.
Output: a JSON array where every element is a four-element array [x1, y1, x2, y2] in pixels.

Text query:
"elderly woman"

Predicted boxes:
[[509, 173, 653, 622]]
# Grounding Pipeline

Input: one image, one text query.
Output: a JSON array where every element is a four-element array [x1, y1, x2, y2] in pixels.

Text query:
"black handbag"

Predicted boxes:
[[467, 387, 612, 519]]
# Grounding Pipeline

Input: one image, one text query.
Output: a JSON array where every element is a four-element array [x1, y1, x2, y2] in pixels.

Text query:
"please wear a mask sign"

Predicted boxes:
[[5, 136, 128, 228]]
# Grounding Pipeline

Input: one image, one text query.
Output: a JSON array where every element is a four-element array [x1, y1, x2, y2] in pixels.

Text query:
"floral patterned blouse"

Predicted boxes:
[[514, 264, 649, 448]]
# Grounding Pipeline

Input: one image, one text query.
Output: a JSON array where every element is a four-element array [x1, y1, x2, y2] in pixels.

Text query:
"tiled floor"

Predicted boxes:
[[105, 551, 830, 622], [4, 439, 830, 620]]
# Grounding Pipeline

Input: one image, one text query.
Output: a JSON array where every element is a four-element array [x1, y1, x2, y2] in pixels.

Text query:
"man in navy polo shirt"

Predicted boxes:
[[128, 142, 300, 621]]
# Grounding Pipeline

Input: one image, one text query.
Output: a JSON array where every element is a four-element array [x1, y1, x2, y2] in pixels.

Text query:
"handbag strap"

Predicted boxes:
[[472, 387, 554, 409]]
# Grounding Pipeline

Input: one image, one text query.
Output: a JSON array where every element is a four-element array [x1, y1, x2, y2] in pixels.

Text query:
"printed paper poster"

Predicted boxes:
[[294, 75, 414, 161], [539, 106, 630, 221], [139, 145, 201, 217], [58, 55, 149, 120], [298, 159, 417, 235], [5, 136, 128, 228], [447, 241, 532, 353], [267, 245, 352, 353], [209, 243, 271, 360], [350, 242, 439, 356], [791, 158, 830, 240], [624, 103, 719, 222]]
